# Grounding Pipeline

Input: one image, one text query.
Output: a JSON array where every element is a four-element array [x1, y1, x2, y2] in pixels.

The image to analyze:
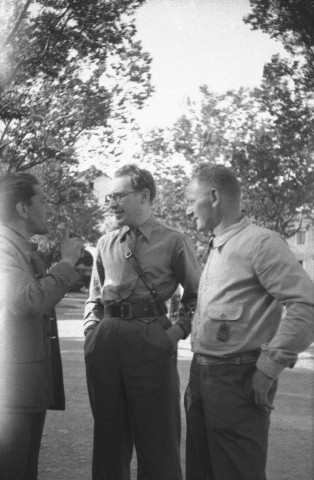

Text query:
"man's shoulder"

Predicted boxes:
[[0, 228, 21, 257], [238, 222, 285, 254], [245, 222, 281, 241], [97, 228, 123, 245], [153, 217, 186, 238], [245, 221, 270, 233], [0, 226, 13, 245]]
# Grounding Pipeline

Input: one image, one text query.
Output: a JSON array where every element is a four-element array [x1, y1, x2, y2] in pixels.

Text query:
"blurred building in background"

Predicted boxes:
[[287, 218, 314, 281]]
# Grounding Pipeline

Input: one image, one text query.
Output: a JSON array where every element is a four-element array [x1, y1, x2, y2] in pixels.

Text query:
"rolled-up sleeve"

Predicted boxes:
[[253, 234, 314, 378]]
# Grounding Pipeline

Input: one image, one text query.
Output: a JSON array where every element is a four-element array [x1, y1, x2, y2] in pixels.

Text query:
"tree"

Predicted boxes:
[[231, 56, 314, 237], [30, 162, 104, 263], [171, 86, 261, 165], [0, 0, 153, 252], [244, 0, 314, 87], [0, 0, 153, 173], [133, 127, 209, 264], [137, 57, 314, 241]]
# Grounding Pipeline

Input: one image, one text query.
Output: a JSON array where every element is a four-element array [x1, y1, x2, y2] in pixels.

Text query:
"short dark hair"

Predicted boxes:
[[114, 164, 156, 202], [191, 163, 241, 202], [0, 172, 39, 224]]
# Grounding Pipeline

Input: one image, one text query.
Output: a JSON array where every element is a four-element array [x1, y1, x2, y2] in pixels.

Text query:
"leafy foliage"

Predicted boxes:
[[0, 0, 152, 173], [230, 56, 314, 236], [0, 0, 153, 251], [244, 0, 314, 87], [135, 56, 314, 246], [30, 163, 103, 262]]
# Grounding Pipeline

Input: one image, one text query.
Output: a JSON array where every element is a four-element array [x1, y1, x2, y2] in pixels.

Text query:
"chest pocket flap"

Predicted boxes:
[[208, 304, 243, 322]]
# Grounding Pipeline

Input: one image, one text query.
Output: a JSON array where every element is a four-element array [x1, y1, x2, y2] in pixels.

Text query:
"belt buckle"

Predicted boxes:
[[120, 302, 132, 320]]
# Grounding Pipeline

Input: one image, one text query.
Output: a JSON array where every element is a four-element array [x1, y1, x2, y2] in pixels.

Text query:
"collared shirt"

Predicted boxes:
[[84, 215, 201, 334], [191, 217, 314, 379]]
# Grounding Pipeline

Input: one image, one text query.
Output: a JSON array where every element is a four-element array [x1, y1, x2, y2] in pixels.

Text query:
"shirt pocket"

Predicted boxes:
[[199, 304, 245, 348]]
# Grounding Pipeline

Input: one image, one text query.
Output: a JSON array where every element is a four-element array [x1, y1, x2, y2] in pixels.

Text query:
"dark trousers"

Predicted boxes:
[[0, 411, 46, 480], [85, 316, 182, 480], [185, 355, 277, 480]]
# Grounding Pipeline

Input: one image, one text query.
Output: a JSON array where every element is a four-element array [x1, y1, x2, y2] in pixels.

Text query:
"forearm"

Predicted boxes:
[[5, 262, 78, 317], [84, 297, 104, 327], [257, 303, 314, 378]]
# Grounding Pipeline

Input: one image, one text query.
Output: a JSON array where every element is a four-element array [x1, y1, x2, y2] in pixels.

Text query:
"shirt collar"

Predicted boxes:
[[118, 225, 130, 242], [119, 215, 156, 243], [212, 216, 250, 248], [0, 224, 33, 263]]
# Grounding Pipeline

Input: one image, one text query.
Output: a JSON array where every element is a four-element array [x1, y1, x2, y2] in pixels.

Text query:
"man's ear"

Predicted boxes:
[[15, 201, 29, 220], [209, 188, 219, 206], [140, 188, 151, 204]]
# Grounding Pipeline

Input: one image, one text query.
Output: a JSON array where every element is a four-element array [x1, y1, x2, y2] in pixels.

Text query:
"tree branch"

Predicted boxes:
[[0, 119, 12, 145], [4, 0, 33, 47], [1, 5, 71, 91]]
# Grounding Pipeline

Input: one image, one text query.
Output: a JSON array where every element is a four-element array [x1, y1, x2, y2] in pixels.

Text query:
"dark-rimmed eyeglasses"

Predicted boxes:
[[104, 190, 138, 206]]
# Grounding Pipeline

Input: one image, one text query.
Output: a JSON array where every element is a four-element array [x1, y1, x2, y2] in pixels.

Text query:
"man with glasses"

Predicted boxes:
[[84, 164, 200, 480], [184, 163, 314, 480]]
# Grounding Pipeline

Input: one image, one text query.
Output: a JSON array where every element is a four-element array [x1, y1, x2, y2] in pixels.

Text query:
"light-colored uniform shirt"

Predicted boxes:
[[191, 217, 314, 379], [84, 215, 201, 335]]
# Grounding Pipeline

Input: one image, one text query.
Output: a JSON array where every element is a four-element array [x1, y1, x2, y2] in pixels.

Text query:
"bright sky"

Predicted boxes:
[[78, 0, 286, 173], [134, 0, 286, 129]]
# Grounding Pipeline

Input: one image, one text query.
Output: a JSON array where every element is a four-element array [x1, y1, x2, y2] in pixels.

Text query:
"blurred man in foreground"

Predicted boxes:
[[84, 164, 200, 480], [185, 163, 314, 480], [0, 172, 82, 480]]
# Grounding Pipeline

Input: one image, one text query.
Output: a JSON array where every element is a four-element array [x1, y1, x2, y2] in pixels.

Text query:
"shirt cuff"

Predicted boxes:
[[84, 319, 100, 331], [256, 349, 297, 379], [84, 321, 99, 336], [176, 302, 196, 339], [174, 322, 187, 339]]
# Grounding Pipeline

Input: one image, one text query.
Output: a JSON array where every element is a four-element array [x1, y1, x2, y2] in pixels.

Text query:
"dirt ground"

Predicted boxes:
[[38, 295, 314, 480]]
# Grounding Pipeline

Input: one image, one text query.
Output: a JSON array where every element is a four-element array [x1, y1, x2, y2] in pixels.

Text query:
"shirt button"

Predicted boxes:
[[220, 314, 225, 319]]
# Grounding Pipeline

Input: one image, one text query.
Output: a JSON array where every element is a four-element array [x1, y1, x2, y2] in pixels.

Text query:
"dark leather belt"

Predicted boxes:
[[103, 301, 166, 320]]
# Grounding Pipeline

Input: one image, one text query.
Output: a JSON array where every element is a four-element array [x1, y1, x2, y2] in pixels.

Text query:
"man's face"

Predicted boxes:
[[186, 178, 216, 234], [26, 184, 54, 235], [108, 176, 142, 228]]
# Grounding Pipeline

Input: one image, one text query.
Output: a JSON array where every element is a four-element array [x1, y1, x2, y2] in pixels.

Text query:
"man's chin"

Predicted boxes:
[[196, 221, 204, 232], [196, 222, 210, 234], [115, 216, 126, 226]]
